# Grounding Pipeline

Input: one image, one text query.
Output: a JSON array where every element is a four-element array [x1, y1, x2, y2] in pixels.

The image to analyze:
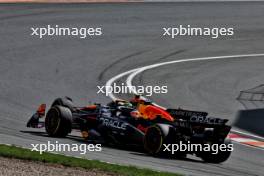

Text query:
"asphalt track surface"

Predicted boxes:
[[0, 2, 264, 176]]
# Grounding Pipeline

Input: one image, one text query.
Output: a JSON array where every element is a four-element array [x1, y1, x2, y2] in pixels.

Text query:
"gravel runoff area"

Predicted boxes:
[[0, 157, 118, 176]]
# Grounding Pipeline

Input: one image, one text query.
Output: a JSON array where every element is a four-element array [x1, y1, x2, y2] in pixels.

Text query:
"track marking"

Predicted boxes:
[[228, 133, 264, 149], [105, 68, 138, 100], [126, 53, 264, 101], [107, 53, 264, 101], [106, 53, 264, 150], [231, 129, 264, 141]]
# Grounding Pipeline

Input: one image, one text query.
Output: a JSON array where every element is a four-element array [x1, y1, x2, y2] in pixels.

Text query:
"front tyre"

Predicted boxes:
[[45, 105, 72, 137]]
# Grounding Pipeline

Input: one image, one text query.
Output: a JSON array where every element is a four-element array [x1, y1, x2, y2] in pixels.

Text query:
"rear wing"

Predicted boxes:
[[167, 108, 228, 126], [167, 109, 208, 119]]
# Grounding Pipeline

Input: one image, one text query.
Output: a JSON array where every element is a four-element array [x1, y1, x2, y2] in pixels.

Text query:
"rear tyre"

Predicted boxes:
[[51, 97, 74, 112], [45, 105, 72, 137], [144, 125, 164, 155], [199, 139, 232, 163], [144, 124, 179, 157]]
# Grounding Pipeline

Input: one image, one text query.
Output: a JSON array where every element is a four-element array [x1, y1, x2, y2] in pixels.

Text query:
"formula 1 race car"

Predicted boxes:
[[27, 96, 232, 163]]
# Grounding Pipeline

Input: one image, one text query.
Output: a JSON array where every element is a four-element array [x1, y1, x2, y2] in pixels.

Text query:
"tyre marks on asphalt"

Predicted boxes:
[[98, 50, 147, 82], [137, 49, 187, 84]]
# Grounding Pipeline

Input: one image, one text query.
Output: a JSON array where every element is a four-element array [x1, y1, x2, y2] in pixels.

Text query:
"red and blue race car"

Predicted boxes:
[[27, 95, 232, 163]]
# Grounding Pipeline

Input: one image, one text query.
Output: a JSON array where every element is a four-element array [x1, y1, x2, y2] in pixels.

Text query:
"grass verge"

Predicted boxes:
[[0, 144, 181, 176]]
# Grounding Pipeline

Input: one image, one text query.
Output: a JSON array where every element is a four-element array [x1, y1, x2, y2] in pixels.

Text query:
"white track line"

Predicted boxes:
[[126, 53, 264, 97], [105, 53, 264, 143], [105, 68, 138, 100]]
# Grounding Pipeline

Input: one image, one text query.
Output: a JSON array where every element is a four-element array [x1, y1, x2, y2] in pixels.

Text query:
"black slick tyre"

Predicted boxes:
[[199, 139, 232, 163], [45, 105, 72, 137], [51, 97, 74, 112], [144, 125, 164, 155]]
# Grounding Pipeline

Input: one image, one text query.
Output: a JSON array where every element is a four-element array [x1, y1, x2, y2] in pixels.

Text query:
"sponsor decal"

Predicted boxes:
[[190, 115, 225, 125], [100, 118, 127, 130]]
